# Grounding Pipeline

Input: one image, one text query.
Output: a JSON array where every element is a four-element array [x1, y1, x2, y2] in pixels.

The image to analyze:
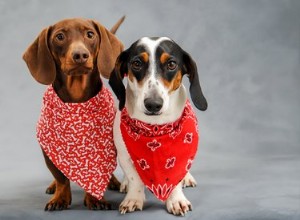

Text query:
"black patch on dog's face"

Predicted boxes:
[[156, 41, 184, 78], [126, 43, 149, 83]]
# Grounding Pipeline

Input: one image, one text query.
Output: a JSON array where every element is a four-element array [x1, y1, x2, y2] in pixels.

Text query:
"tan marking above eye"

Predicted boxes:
[[160, 52, 170, 64], [140, 52, 149, 63]]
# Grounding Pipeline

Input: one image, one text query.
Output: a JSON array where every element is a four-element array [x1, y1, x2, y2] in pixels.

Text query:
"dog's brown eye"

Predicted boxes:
[[87, 31, 95, 39], [167, 61, 177, 70], [56, 33, 65, 41], [131, 60, 143, 71]]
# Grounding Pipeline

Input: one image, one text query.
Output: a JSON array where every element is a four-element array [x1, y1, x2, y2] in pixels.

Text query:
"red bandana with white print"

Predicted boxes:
[[37, 85, 117, 200], [120, 101, 199, 201]]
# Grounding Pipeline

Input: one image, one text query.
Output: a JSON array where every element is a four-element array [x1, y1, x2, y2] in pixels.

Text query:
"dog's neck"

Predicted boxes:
[[53, 69, 102, 103], [125, 85, 187, 125]]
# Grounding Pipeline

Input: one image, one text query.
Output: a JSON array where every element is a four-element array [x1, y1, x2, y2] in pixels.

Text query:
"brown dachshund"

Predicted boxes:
[[23, 17, 124, 211]]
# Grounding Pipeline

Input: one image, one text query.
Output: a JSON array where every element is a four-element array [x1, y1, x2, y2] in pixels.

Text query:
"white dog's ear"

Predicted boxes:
[[182, 51, 208, 111], [109, 50, 128, 110]]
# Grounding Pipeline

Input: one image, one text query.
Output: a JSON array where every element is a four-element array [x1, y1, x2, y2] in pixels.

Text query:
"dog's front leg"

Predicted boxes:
[[165, 183, 192, 216], [120, 174, 129, 193], [118, 155, 145, 214], [114, 112, 145, 214], [42, 151, 72, 211]]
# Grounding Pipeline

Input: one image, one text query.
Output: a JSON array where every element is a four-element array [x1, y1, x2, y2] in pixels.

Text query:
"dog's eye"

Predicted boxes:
[[87, 31, 95, 39], [167, 61, 177, 71], [131, 60, 143, 71], [56, 33, 65, 41]]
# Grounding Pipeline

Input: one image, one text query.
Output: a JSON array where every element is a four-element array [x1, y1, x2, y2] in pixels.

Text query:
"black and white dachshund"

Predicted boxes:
[[109, 37, 207, 216]]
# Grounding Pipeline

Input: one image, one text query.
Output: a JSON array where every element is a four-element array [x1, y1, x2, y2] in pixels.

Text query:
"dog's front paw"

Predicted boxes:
[[119, 198, 143, 214], [182, 172, 197, 188], [166, 198, 192, 216], [44, 195, 71, 211], [84, 193, 114, 210]]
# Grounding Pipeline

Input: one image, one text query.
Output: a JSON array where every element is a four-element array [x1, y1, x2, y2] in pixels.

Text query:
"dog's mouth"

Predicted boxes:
[[65, 66, 93, 76], [144, 111, 162, 116]]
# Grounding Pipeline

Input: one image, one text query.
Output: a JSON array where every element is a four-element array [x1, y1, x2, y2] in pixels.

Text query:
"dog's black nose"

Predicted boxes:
[[72, 49, 89, 64], [144, 98, 163, 114]]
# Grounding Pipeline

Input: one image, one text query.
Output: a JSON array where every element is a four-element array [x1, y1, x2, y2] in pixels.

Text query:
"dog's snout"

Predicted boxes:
[[144, 98, 163, 114], [72, 49, 89, 64]]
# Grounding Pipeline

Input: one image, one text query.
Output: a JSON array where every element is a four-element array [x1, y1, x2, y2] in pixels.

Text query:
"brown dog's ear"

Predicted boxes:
[[23, 27, 56, 85], [183, 51, 208, 111], [91, 20, 124, 79], [109, 50, 128, 110]]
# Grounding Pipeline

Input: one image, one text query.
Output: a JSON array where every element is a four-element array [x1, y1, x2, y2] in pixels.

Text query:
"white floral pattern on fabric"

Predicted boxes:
[[184, 133, 193, 144], [147, 139, 162, 151], [165, 157, 176, 169], [137, 159, 150, 170]]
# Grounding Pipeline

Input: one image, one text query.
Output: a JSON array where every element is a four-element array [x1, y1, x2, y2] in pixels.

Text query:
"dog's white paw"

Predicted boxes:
[[120, 177, 129, 193], [166, 184, 192, 216], [182, 172, 197, 188], [119, 198, 144, 214], [166, 198, 192, 216]]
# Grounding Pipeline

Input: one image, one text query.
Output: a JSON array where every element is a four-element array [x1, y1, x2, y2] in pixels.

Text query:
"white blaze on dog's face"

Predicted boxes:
[[126, 37, 188, 123]]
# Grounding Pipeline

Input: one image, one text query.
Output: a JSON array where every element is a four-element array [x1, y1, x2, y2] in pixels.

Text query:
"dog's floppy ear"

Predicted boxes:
[[23, 27, 56, 85], [183, 51, 208, 111], [109, 50, 128, 110], [91, 20, 124, 79]]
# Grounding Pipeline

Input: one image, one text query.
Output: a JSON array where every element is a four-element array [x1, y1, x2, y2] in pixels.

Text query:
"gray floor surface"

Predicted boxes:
[[0, 0, 299, 219]]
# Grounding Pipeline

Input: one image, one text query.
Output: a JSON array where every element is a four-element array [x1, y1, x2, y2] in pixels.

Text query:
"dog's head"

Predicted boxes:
[[23, 18, 123, 84], [109, 37, 207, 118]]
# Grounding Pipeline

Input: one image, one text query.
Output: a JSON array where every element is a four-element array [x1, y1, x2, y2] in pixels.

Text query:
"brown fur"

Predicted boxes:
[[161, 70, 183, 93], [127, 69, 135, 83], [23, 17, 124, 211], [160, 52, 170, 64], [140, 52, 149, 63]]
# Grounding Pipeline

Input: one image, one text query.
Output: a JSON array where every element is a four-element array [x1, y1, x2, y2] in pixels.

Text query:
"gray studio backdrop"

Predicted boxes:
[[0, 0, 299, 220]]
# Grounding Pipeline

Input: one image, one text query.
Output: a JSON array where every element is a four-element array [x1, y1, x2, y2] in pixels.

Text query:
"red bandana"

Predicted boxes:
[[37, 85, 117, 200], [120, 101, 199, 201]]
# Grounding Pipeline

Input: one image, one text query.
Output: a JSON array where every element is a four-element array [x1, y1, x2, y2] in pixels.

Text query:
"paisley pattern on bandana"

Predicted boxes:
[[120, 101, 199, 201], [37, 85, 117, 200]]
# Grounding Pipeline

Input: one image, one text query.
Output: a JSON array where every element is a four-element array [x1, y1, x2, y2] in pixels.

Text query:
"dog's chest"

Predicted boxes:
[[37, 85, 117, 200], [120, 101, 199, 201]]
